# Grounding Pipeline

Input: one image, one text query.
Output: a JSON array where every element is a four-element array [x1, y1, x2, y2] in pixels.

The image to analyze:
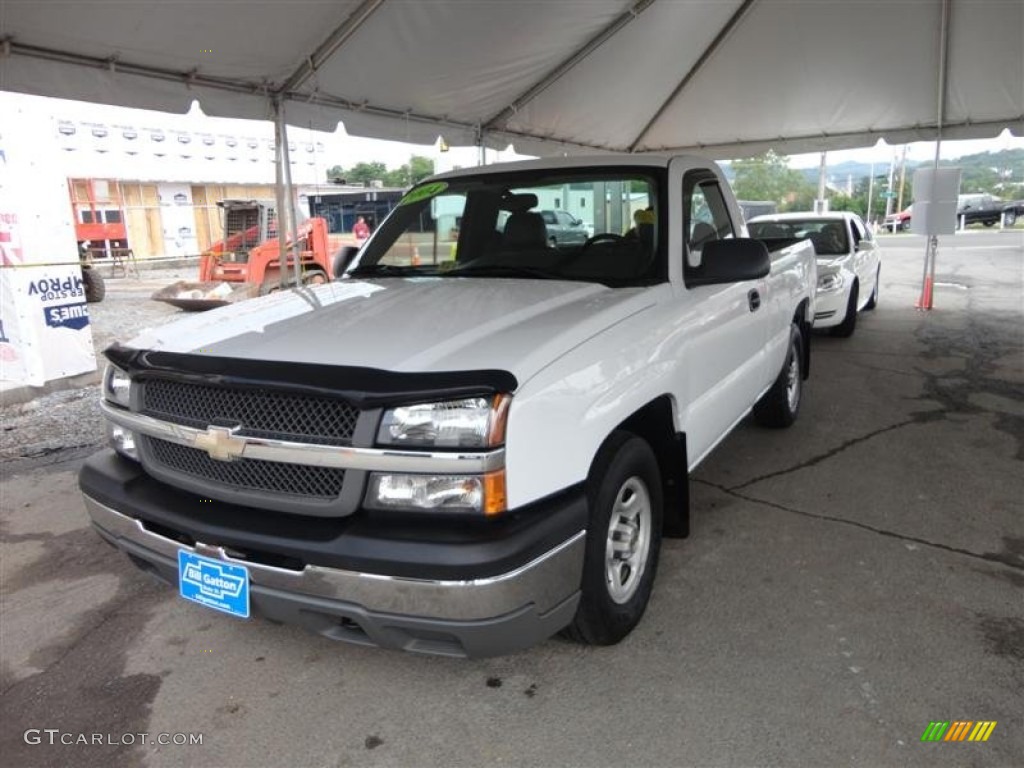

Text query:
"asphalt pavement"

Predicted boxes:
[[1, 229, 1022, 767]]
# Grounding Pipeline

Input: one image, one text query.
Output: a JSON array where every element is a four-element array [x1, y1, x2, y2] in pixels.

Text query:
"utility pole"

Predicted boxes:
[[866, 161, 875, 227], [884, 152, 897, 218], [896, 144, 909, 213], [816, 151, 828, 213]]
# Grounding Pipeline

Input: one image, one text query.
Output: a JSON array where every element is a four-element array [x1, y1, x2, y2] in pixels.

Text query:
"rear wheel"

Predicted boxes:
[[830, 283, 859, 338], [753, 323, 803, 428], [565, 432, 663, 646]]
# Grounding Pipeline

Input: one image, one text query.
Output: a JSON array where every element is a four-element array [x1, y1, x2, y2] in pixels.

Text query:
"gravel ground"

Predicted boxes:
[[0, 270, 190, 464]]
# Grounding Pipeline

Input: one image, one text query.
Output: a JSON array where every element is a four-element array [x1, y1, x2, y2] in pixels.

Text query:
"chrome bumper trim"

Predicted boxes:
[[83, 494, 585, 621], [100, 401, 504, 474]]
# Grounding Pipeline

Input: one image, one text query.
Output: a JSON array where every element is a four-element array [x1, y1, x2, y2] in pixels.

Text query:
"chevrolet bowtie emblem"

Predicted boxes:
[[193, 426, 245, 462]]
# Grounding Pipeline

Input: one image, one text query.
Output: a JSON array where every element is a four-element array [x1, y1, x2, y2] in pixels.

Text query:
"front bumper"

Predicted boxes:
[[812, 283, 852, 328], [80, 451, 586, 657]]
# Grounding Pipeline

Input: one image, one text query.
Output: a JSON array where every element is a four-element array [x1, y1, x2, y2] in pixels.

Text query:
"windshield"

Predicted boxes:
[[348, 169, 664, 287], [748, 218, 849, 257]]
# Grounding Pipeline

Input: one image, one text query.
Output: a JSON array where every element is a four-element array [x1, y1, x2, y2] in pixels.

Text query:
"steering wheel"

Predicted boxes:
[[581, 232, 625, 250], [556, 232, 626, 270]]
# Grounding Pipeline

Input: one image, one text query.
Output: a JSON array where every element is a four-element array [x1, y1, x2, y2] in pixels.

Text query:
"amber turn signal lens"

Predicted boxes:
[[482, 469, 507, 517]]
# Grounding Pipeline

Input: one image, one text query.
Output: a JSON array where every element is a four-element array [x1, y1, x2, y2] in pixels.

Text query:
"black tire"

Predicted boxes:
[[82, 268, 105, 303], [753, 323, 803, 428], [830, 282, 859, 338], [863, 266, 879, 311], [983, 220, 995, 227], [302, 269, 328, 286], [564, 431, 663, 646]]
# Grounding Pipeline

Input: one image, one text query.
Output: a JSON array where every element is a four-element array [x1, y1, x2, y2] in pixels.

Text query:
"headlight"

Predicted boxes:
[[107, 421, 139, 461], [377, 394, 510, 448], [103, 364, 131, 407], [365, 470, 507, 516], [818, 271, 844, 292]]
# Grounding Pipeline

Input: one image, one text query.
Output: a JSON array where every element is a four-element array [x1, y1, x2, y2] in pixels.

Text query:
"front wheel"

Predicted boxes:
[[753, 323, 803, 428], [830, 283, 859, 338], [863, 266, 880, 310], [82, 268, 105, 303], [564, 432, 663, 646]]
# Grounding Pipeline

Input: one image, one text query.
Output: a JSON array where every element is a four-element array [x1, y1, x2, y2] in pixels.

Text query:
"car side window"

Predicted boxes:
[[542, 211, 556, 225], [683, 171, 737, 285], [850, 219, 862, 248]]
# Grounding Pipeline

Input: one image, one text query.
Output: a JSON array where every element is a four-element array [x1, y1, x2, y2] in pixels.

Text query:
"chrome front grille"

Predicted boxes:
[[144, 437, 346, 499], [141, 378, 358, 445], [137, 377, 361, 511]]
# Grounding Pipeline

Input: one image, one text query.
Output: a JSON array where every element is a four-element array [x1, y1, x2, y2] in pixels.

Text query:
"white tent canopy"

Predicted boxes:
[[2, 0, 1021, 159]]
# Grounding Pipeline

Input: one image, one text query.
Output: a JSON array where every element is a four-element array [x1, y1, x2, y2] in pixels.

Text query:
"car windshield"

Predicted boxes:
[[348, 169, 663, 287], [748, 218, 849, 256]]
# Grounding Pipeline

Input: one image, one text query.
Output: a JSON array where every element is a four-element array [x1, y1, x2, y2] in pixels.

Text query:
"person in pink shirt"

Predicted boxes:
[[352, 215, 370, 242]]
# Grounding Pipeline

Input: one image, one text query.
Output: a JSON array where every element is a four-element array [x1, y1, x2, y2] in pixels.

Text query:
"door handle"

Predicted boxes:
[[748, 289, 761, 312]]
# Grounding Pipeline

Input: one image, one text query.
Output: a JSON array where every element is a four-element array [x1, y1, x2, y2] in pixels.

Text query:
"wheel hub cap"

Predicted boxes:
[[604, 477, 652, 604]]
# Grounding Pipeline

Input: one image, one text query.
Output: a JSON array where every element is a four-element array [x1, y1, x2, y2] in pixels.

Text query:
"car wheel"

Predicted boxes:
[[753, 323, 803, 428], [984, 220, 995, 227], [830, 283, 859, 338], [864, 266, 880, 310], [901, 219, 911, 232], [82, 268, 105, 303], [564, 431, 663, 646], [549, 236, 557, 247]]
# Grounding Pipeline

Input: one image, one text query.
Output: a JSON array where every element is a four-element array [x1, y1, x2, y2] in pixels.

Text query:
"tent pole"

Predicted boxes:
[[273, 99, 289, 290], [920, 0, 951, 310], [276, 100, 302, 288]]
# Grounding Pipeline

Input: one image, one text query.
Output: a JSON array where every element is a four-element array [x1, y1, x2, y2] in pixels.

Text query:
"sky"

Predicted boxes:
[[6, 91, 1022, 175]]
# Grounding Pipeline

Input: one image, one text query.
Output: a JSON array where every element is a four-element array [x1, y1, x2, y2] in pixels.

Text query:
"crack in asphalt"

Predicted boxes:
[[730, 418, 919, 491], [694, 477, 1024, 572]]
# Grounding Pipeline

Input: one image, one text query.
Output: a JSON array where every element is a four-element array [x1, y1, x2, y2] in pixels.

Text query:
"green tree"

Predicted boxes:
[[731, 151, 815, 211], [344, 161, 389, 186]]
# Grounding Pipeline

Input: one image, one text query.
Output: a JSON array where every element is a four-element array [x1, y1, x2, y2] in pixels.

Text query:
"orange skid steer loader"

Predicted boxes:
[[153, 200, 337, 310]]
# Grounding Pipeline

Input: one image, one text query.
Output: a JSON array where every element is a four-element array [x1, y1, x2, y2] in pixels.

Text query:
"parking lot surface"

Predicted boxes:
[[1, 232, 1022, 767]]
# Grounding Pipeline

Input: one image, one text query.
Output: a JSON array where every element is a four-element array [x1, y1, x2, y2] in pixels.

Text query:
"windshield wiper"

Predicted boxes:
[[445, 264, 560, 280], [346, 264, 436, 278]]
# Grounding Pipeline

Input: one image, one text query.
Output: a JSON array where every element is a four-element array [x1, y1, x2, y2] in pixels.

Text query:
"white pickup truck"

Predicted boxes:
[[80, 155, 816, 657]]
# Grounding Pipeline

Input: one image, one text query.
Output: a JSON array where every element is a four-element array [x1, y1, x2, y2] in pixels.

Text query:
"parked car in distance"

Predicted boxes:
[[540, 209, 588, 246], [957, 193, 1022, 227], [738, 200, 778, 222], [884, 205, 912, 232], [748, 211, 880, 337]]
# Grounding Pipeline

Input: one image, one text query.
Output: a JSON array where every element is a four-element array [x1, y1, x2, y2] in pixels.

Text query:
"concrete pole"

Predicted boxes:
[[866, 161, 875, 228], [896, 144, 909, 213], [816, 151, 827, 213], [884, 153, 897, 220]]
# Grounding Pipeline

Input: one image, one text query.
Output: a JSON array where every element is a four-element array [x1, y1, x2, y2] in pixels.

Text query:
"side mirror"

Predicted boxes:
[[332, 246, 360, 278], [687, 239, 770, 287]]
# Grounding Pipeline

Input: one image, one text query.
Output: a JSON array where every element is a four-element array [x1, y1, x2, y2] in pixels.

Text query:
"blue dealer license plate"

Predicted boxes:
[[178, 550, 250, 619]]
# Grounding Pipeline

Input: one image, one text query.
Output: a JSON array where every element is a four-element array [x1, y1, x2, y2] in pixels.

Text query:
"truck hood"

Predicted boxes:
[[129, 278, 656, 387]]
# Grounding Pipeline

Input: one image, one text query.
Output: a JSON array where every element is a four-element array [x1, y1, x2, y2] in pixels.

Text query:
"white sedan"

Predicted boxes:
[[748, 212, 881, 337]]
